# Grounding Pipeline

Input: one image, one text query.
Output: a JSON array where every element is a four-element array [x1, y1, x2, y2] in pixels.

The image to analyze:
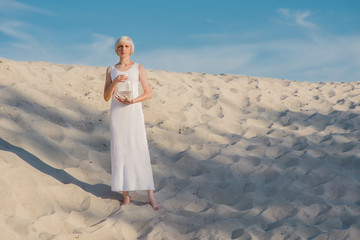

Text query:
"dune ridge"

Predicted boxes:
[[0, 57, 360, 239]]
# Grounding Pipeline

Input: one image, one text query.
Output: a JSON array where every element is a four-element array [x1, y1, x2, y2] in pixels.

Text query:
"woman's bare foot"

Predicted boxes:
[[147, 190, 161, 211], [150, 200, 161, 211], [122, 191, 130, 205], [122, 196, 130, 205]]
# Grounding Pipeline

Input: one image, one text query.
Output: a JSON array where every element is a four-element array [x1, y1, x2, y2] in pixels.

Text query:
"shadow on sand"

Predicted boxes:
[[0, 137, 122, 201]]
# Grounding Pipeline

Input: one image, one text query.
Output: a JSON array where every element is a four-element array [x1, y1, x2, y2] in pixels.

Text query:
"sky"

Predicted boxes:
[[0, 0, 359, 82]]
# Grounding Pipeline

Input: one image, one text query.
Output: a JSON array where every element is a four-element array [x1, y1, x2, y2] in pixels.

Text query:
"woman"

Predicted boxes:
[[103, 36, 161, 210]]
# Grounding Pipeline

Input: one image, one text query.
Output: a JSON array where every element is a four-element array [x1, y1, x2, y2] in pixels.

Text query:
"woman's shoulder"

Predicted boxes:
[[106, 65, 114, 74], [107, 65, 118, 77], [136, 63, 144, 70], [109, 64, 121, 72]]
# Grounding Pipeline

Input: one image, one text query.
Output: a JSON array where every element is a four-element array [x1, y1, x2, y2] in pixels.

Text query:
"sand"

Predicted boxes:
[[0, 57, 359, 240]]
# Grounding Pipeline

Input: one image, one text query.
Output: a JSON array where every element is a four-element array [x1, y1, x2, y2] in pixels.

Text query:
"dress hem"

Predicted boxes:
[[112, 188, 155, 192]]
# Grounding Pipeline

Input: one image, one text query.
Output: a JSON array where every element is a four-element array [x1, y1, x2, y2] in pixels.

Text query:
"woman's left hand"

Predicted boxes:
[[115, 94, 133, 104]]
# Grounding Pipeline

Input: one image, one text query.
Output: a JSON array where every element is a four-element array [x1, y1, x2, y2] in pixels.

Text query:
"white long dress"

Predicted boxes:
[[109, 63, 155, 191]]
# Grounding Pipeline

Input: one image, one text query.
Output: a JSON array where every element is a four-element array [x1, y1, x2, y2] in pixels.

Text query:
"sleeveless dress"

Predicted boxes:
[[109, 63, 155, 191]]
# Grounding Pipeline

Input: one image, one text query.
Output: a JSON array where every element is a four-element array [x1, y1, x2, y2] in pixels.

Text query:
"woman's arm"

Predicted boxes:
[[132, 64, 152, 103], [103, 67, 114, 102], [103, 67, 128, 102]]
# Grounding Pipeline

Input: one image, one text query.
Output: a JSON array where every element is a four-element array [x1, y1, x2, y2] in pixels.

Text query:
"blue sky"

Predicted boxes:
[[0, 0, 359, 82]]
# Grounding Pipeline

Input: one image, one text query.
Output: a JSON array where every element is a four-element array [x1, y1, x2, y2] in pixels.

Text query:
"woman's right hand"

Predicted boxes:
[[114, 74, 128, 83]]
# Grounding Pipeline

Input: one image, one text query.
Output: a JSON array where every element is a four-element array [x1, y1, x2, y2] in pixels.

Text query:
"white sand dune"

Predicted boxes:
[[0, 57, 360, 239]]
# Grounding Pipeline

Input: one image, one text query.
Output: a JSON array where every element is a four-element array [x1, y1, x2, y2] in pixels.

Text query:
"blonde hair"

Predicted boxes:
[[114, 36, 135, 55]]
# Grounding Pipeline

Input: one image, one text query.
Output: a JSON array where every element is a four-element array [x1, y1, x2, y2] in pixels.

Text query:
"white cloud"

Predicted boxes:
[[247, 35, 360, 81], [278, 8, 290, 18], [136, 34, 360, 82], [189, 33, 233, 40], [278, 8, 316, 29], [294, 10, 315, 28], [0, 20, 50, 61], [189, 31, 263, 41], [136, 45, 256, 74], [0, 21, 116, 67], [0, 20, 35, 41], [76, 34, 116, 66], [0, 0, 53, 15]]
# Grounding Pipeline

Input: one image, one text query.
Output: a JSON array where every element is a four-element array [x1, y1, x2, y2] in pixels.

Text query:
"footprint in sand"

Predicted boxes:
[[336, 99, 345, 105], [328, 90, 336, 98], [217, 106, 224, 118], [344, 142, 358, 153], [241, 156, 261, 166], [292, 137, 309, 151], [230, 88, 238, 94], [201, 94, 219, 110], [320, 134, 332, 143], [255, 94, 261, 102], [280, 95, 289, 101], [175, 154, 203, 176], [283, 80, 291, 87], [231, 228, 244, 239], [278, 110, 289, 117], [276, 157, 299, 169], [263, 168, 280, 183], [243, 97, 251, 108], [248, 78, 259, 88], [191, 78, 202, 83], [293, 89, 299, 97], [349, 102, 360, 109], [178, 127, 194, 135]]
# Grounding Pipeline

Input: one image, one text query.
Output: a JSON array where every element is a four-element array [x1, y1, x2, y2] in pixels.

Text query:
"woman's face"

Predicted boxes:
[[117, 42, 132, 57]]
